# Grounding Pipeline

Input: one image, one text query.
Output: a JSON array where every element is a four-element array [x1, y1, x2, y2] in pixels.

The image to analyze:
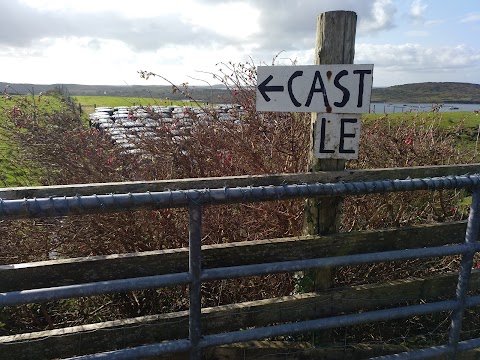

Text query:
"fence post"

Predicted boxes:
[[303, 10, 357, 289], [188, 203, 203, 359]]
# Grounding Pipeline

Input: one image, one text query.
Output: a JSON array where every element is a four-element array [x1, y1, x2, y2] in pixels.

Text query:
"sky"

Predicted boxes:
[[0, 0, 479, 88]]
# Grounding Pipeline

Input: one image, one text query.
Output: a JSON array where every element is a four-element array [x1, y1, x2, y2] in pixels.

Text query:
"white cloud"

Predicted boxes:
[[409, 0, 427, 19], [0, 33, 259, 85], [1, 0, 478, 87], [182, 2, 261, 39], [5, 0, 398, 53], [358, 0, 397, 34], [461, 13, 480, 23], [355, 43, 480, 85], [18, 0, 180, 17], [4, 1, 238, 51], [357, 43, 480, 69]]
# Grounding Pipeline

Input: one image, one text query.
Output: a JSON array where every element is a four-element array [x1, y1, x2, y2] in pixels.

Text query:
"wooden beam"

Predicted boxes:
[[1, 270, 478, 359], [1, 164, 479, 199], [204, 342, 429, 360], [0, 221, 468, 292]]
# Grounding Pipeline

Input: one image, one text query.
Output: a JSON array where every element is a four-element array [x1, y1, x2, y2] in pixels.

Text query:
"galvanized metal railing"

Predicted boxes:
[[1, 174, 480, 359]]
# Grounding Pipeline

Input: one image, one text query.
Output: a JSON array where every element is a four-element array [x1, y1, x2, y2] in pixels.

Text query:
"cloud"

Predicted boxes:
[[2, 0, 399, 56], [355, 43, 480, 86], [0, 1, 233, 52], [460, 13, 480, 23], [358, 0, 396, 33], [233, 0, 397, 53], [11, 0, 479, 88], [409, 0, 427, 19], [356, 43, 480, 71], [406, 0, 428, 27], [0, 1, 57, 47]]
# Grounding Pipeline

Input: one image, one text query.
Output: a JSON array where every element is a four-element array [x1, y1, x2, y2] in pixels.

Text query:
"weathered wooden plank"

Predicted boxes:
[[208, 342, 419, 360], [208, 343, 480, 360], [133, 342, 480, 360], [103, 343, 480, 360], [0, 221, 468, 292], [1, 270, 478, 359], [1, 164, 479, 199]]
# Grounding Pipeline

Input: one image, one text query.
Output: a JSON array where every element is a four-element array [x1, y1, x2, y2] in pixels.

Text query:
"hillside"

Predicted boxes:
[[2, 81, 480, 104], [0, 82, 230, 103], [371, 82, 480, 103]]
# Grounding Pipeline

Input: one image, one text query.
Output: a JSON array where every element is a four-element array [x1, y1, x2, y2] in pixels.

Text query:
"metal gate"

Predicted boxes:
[[1, 174, 480, 359]]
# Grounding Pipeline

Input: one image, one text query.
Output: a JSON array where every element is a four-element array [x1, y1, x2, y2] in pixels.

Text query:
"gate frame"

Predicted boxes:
[[1, 172, 480, 359]]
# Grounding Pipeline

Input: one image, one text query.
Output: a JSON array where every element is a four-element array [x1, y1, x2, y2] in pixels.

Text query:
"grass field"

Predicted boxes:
[[74, 95, 199, 118], [0, 94, 195, 186], [0, 94, 67, 187], [75, 95, 480, 130], [0, 94, 65, 114], [1, 93, 479, 188], [363, 110, 480, 128], [363, 111, 480, 153]]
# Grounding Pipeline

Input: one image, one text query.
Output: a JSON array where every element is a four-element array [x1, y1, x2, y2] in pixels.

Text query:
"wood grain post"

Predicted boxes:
[[303, 11, 358, 290]]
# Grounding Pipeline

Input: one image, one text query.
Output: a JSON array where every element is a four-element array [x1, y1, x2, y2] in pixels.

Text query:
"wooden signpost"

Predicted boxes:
[[256, 64, 373, 114], [257, 64, 372, 159], [257, 63, 372, 159], [256, 11, 371, 295]]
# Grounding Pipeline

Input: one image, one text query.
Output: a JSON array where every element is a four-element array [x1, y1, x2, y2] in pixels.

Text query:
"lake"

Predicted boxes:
[[370, 102, 480, 114]]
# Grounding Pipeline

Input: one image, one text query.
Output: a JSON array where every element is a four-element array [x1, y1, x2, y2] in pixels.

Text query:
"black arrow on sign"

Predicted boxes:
[[258, 75, 284, 102]]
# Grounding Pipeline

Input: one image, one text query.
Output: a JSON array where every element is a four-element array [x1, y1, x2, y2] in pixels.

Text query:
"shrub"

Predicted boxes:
[[0, 62, 477, 338], [343, 114, 472, 232]]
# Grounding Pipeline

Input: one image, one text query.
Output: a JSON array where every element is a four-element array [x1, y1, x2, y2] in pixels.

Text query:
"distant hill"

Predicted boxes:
[[371, 82, 480, 104], [2, 81, 479, 104], [0, 82, 230, 103]]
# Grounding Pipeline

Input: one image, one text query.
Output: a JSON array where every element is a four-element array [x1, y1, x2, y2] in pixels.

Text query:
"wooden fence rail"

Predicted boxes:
[[1, 164, 480, 199], [0, 221, 469, 292]]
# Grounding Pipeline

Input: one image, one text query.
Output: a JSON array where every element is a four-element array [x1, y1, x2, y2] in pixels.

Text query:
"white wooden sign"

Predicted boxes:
[[256, 64, 373, 113], [313, 113, 361, 159]]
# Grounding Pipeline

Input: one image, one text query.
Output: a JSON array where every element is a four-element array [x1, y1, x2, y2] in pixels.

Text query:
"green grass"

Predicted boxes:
[[362, 111, 480, 154], [2, 93, 480, 188], [362, 111, 480, 129], [74, 95, 199, 117], [0, 94, 192, 186], [0, 95, 67, 117], [0, 95, 67, 187]]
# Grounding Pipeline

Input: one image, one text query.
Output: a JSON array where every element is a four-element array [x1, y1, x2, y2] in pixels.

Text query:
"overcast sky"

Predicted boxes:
[[0, 0, 479, 87]]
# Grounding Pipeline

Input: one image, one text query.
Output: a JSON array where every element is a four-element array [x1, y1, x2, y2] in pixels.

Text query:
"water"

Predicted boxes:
[[370, 102, 480, 114]]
